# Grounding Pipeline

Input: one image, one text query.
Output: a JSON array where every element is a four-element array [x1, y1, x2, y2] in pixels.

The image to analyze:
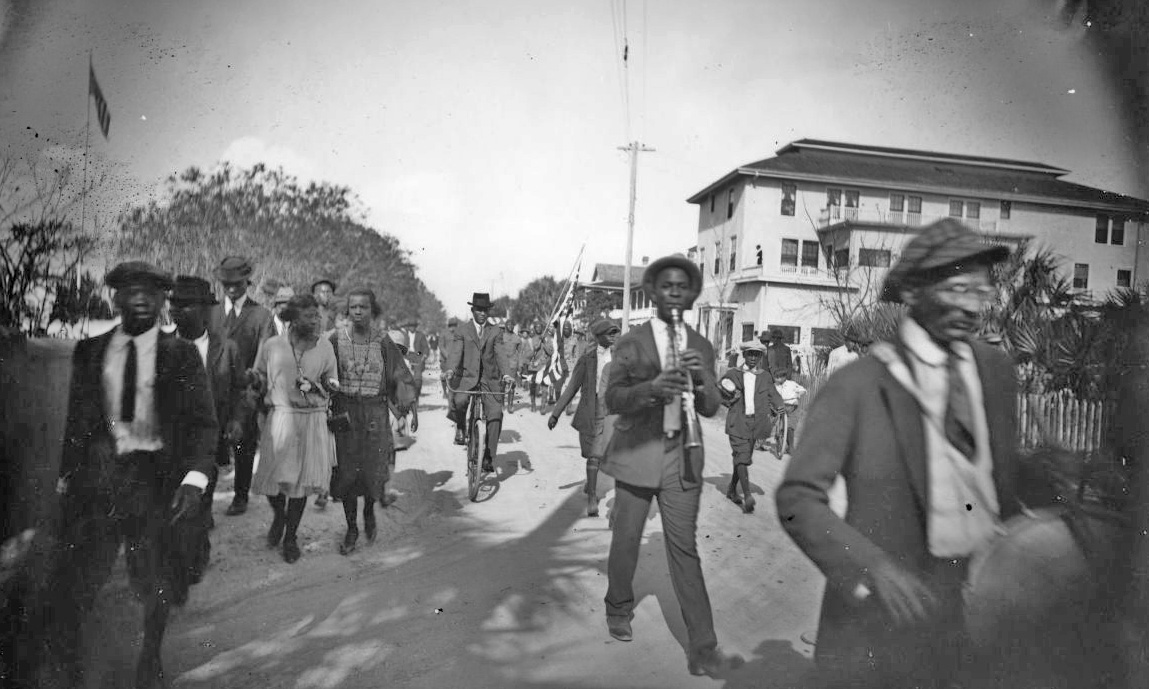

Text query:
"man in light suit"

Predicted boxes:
[[776, 219, 1023, 689], [600, 254, 744, 679], [445, 293, 514, 472], [208, 256, 275, 516], [719, 340, 784, 513], [548, 318, 620, 517]]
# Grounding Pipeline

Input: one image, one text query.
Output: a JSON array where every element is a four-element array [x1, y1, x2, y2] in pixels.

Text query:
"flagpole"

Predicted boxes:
[[81, 51, 92, 236]]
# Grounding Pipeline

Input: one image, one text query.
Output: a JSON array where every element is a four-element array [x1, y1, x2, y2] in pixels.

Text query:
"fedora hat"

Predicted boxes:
[[106, 261, 174, 291], [880, 218, 1010, 303], [169, 275, 218, 306], [467, 292, 493, 310], [642, 254, 703, 295], [213, 256, 254, 283]]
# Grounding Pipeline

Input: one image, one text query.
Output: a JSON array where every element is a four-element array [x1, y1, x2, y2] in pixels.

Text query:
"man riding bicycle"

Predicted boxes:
[[445, 292, 515, 472]]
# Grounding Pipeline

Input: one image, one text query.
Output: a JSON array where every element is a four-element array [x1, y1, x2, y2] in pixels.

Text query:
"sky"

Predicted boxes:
[[0, 0, 1137, 317]]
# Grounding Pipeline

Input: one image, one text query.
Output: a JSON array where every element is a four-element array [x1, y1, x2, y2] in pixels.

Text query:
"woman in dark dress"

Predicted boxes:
[[328, 288, 416, 554]]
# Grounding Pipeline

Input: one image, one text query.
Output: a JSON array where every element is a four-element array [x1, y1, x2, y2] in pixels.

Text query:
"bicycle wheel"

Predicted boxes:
[[466, 402, 482, 501]]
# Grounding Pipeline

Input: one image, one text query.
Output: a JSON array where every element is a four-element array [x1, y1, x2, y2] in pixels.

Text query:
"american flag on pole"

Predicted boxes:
[[534, 286, 576, 387], [89, 61, 111, 139]]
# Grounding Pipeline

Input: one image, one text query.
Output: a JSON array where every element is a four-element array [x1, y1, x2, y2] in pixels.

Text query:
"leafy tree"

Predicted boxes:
[[114, 163, 443, 327], [576, 287, 622, 323], [513, 276, 564, 327]]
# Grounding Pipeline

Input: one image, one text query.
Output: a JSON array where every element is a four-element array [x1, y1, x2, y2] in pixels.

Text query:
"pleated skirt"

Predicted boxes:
[[252, 406, 337, 499]]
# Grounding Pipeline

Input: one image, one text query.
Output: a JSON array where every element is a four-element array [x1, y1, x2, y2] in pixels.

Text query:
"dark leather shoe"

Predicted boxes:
[[225, 497, 248, 516], [482, 452, 494, 474], [607, 615, 633, 642], [454, 428, 466, 445], [725, 487, 743, 506], [687, 647, 744, 678], [267, 515, 286, 548], [364, 511, 377, 543], [742, 496, 756, 514], [339, 526, 358, 556], [282, 539, 301, 564]]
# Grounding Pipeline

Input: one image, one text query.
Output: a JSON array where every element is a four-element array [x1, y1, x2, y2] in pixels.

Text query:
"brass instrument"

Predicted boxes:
[[668, 308, 703, 450]]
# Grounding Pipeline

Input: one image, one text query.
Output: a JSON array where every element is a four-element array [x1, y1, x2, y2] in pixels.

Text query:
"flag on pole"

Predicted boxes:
[[89, 62, 111, 139]]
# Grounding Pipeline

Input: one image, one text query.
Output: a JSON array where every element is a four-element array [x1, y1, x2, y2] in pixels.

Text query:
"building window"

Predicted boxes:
[[742, 323, 756, 342], [727, 188, 735, 219], [844, 190, 860, 220], [755, 244, 763, 266], [1073, 263, 1089, 290], [859, 248, 891, 267], [1095, 215, 1109, 244], [1000, 200, 1011, 220], [889, 193, 905, 223], [1112, 217, 1125, 245], [781, 238, 799, 267], [801, 240, 819, 268], [908, 196, 922, 225], [713, 241, 722, 275], [966, 201, 981, 220], [766, 325, 800, 345], [781, 182, 796, 216], [827, 188, 842, 220], [1118, 269, 1132, 288], [833, 248, 850, 270], [729, 235, 738, 271], [699, 247, 705, 275], [709, 194, 715, 214], [949, 199, 964, 218], [811, 327, 839, 347]]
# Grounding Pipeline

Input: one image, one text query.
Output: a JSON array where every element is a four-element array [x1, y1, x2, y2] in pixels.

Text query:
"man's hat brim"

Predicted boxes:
[[880, 219, 1011, 303], [106, 262, 174, 291], [213, 257, 254, 283]]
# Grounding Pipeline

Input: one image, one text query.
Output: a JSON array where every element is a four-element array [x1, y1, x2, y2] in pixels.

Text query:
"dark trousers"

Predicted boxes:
[[605, 447, 717, 656], [232, 415, 259, 501], [451, 381, 504, 458]]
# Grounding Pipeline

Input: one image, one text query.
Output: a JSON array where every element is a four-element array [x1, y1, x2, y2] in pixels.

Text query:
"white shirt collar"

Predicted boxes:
[[113, 323, 160, 348], [224, 294, 246, 315]]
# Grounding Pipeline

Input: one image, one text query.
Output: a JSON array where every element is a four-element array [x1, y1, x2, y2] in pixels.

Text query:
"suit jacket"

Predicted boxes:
[[205, 332, 255, 431], [445, 320, 512, 390], [208, 298, 275, 370], [59, 329, 219, 504], [721, 367, 784, 440], [766, 341, 794, 379], [600, 321, 721, 489], [775, 337, 1020, 679], [554, 347, 600, 436]]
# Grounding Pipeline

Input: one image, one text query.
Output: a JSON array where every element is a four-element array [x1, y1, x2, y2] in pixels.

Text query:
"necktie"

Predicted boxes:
[[663, 326, 682, 435], [945, 353, 976, 459], [122, 338, 137, 422], [225, 306, 238, 330]]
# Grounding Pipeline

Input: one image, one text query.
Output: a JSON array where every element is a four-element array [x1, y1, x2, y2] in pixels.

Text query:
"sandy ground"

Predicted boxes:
[[83, 366, 842, 689]]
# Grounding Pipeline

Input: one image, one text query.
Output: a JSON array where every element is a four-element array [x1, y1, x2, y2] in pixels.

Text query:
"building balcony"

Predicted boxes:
[[816, 208, 1005, 233], [730, 263, 855, 289]]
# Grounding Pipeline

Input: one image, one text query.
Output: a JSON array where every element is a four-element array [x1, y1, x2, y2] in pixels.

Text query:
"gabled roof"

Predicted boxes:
[[687, 139, 1149, 214], [586, 263, 646, 288]]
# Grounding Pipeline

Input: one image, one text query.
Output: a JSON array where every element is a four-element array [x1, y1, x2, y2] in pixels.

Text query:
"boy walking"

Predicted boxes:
[[719, 341, 783, 513]]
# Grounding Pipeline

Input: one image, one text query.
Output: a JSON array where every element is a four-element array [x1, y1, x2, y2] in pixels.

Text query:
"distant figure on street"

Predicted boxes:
[[776, 218, 1023, 689], [311, 278, 337, 335], [548, 318, 620, 517], [439, 317, 459, 397], [773, 369, 807, 456], [826, 326, 863, 377], [762, 328, 794, 380], [600, 254, 744, 679], [271, 285, 295, 336], [718, 340, 783, 513], [209, 256, 275, 517], [401, 318, 429, 404]]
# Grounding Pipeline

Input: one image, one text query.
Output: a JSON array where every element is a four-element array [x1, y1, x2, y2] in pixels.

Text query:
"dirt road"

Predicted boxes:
[[90, 369, 830, 688]]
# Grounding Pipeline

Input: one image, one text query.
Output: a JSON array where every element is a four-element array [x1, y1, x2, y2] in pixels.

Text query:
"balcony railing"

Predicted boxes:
[[817, 208, 1003, 233], [779, 264, 822, 276]]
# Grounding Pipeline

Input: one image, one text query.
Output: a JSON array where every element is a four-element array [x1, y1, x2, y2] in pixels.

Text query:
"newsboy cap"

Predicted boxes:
[[642, 254, 703, 294], [214, 256, 254, 283], [590, 318, 621, 337], [311, 278, 337, 293], [106, 261, 173, 291], [169, 275, 217, 305], [739, 340, 767, 353], [880, 218, 1010, 303]]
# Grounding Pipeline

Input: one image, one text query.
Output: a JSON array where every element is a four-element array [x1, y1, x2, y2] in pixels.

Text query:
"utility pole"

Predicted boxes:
[[618, 141, 655, 333]]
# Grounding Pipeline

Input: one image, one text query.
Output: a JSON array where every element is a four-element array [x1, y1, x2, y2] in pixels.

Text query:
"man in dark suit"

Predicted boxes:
[[208, 256, 275, 516], [445, 293, 514, 472], [402, 317, 429, 403], [762, 328, 794, 380], [53, 262, 218, 688], [719, 340, 784, 513], [548, 318, 620, 517], [776, 219, 1021, 689], [169, 276, 254, 538], [600, 255, 744, 678]]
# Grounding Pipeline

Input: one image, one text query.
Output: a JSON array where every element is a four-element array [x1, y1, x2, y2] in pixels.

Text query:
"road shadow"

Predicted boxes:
[[499, 429, 522, 444], [720, 638, 816, 689], [705, 473, 767, 499]]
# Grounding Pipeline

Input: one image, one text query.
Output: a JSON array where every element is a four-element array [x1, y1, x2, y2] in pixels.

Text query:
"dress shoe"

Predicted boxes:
[[314, 493, 328, 510], [725, 486, 743, 506], [687, 647, 745, 678], [282, 539, 301, 564], [742, 496, 756, 514], [587, 495, 600, 518], [364, 510, 377, 543], [339, 526, 358, 556], [606, 614, 633, 642], [454, 428, 466, 445], [225, 497, 248, 516], [267, 515, 286, 548], [482, 452, 494, 474]]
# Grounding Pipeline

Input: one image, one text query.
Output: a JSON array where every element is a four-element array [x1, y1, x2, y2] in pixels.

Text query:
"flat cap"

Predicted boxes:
[[739, 340, 766, 353], [311, 278, 337, 293], [106, 261, 173, 291], [590, 318, 621, 337], [880, 218, 1010, 303], [642, 254, 703, 294], [214, 256, 254, 282]]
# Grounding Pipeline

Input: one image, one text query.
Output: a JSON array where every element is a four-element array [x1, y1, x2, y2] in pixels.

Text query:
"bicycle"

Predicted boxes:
[[772, 404, 797, 459], [448, 381, 516, 501]]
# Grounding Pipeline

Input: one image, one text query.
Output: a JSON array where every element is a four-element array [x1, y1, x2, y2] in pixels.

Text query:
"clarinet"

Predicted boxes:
[[669, 308, 703, 450]]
